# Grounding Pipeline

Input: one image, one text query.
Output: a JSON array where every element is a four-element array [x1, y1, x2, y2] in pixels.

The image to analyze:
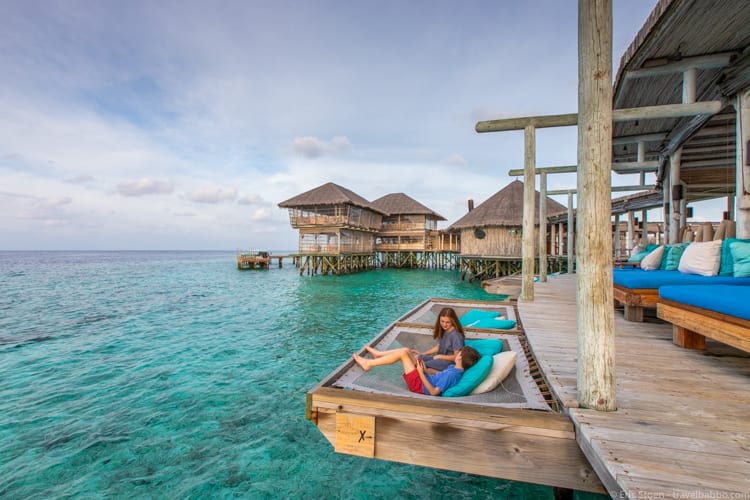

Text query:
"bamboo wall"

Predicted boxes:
[[287, 205, 382, 231], [298, 228, 376, 254]]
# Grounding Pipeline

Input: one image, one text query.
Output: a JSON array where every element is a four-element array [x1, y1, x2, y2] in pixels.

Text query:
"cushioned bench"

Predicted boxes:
[[612, 268, 750, 322], [657, 284, 750, 352]]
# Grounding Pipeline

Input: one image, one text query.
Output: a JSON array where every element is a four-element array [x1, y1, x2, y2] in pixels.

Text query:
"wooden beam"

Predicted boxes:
[[612, 101, 722, 122], [622, 52, 737, 79], [478, 101, 721, 136], [476, 113, 578, 133], [508, 165, 578, 176], [546, 185, 655, 196], [612, 133, 667, 145]]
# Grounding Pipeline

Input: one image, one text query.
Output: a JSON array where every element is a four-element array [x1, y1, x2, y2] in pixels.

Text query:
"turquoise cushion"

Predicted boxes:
[[443, 339, 503, 397], [646, 244, 660, 252], [730, 241, 750, 278], [720, 238, 750, 275], [661, 243, 689, 271], [627, 250, 650, 263], [460, 310, 516, 329], [465, 339, 503, 356]]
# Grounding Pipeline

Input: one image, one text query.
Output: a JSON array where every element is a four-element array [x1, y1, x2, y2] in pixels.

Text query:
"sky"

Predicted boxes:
[[1, 0, 705, 251]]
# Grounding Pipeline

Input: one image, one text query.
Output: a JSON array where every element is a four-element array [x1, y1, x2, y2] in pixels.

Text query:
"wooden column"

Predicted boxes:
[[539, 172, 548, 281], [669, 149, 682, 244], [522, 125, 536, 301], [641, 209, 648, 245], [577, 0, 616, 411], [737, 88, 750, 238], [613, 213, 620, 258], [626, 211, 634, 250], [567, 192, 575, 273], [551, 223, 558, 256]]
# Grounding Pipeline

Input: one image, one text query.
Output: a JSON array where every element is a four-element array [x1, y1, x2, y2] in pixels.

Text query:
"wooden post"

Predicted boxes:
[[522, 125, 536, 301], [641, 209, 648, 245], [539, 172, 548, 281], [567, 192, 575, 273], [613, 213, 620, 258], [737, 89, 750, 238], [669, 149, 682, 244], [577, 0, 616, 411]]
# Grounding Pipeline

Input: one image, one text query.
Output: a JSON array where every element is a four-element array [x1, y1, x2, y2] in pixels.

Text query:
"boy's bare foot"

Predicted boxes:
[[364, 345, 382, 357], [353, 354, 371, 371]]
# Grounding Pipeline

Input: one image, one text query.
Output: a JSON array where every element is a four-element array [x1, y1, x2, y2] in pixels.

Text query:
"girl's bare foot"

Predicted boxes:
[[353, 354, 371, 371]]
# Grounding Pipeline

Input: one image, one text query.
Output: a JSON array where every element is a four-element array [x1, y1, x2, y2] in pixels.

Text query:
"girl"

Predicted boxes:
[[412, 307, 465, 373]]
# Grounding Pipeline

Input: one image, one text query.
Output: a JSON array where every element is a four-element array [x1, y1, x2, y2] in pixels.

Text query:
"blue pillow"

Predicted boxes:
[[646, 244, 660, 252], [720, 238, 750, 275], [627, 250, 650, 263], [730, 241, 750, 278], [661, 243, 689, 271], [460, 310, 515, 329], [443, 339, 503, 397]]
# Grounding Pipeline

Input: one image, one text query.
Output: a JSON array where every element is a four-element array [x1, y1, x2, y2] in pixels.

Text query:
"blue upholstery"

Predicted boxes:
[[460, 309, 516, 330], [613, 268, 750, 289], [443, 339, 503, 397], [719, 238, 750, 275], [659, 285, 750, 321]]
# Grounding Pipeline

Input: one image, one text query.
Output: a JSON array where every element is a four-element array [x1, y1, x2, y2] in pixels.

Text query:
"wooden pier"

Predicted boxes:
[[518, 274, 750, 497], [237, 251, 295, 270]]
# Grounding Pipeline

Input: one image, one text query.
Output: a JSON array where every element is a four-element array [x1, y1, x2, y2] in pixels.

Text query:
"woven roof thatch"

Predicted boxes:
[[448, 180, 566, 230], [278, 182, 387, 215], [371, 193, 446, 221]]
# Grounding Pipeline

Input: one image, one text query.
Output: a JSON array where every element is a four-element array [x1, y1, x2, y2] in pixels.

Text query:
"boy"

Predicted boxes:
[[353, 344, 480, 396]]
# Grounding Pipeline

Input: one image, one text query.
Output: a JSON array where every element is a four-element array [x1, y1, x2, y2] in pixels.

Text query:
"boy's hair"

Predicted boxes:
[[459, 345, 481, 370]]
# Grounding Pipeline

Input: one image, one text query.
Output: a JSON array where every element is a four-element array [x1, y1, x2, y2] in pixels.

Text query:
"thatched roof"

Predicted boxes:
[[278, 182, 387, 215], [611, 0, 750, 200], [371, 193, 446, 221], [448, 180, 567, 230]]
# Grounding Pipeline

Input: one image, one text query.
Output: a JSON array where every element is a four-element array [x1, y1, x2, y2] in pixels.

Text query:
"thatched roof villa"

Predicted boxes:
[[448, 180, 566, 256]]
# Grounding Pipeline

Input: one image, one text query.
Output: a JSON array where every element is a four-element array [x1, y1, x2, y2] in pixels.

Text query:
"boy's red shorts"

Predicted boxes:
[[403, 368, 424, 394]]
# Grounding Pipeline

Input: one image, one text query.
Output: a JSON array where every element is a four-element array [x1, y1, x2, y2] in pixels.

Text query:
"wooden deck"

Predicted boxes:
[[518, 274, 750, 497]]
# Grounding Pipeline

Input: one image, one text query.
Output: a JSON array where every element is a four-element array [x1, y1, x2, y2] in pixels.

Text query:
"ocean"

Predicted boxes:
[[0, 251, 595, 499]]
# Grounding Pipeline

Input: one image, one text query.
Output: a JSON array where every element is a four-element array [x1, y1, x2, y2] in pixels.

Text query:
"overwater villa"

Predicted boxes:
[[448, 180, 568, 281], [371, 192, 458, 269], [279, 183, 459, 274], [305, 0, 750, 498]]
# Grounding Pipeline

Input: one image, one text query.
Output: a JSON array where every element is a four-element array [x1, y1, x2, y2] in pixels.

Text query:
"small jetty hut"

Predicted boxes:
[[278, 182, 387, 275], [371, 192, 457, 268], [448, 180, 567, 280]]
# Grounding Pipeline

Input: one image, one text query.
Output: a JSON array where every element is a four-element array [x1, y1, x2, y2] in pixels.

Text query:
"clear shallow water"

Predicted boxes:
[[0, 251, 590, 499]]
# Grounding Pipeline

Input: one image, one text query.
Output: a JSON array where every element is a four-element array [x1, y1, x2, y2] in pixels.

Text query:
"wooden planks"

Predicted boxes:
[[518, 274, 750, 498]]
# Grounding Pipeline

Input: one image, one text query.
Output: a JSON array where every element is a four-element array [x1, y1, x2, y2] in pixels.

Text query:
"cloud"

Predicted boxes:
[[251, 208, 272, 221], [188, 186, 237, 203], [291, 136, 352, 158], [237, 193, 265, 205], [65, 174, 96, 184], [117, 178, 174, 197], [443, 154, 468, 167], [17, 196, 73, 220]]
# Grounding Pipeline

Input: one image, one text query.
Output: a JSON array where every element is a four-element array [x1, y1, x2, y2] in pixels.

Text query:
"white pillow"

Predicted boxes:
[[639, 245, 664, 270], [470, 350, 518, 395], [677, 239, 722, 276]]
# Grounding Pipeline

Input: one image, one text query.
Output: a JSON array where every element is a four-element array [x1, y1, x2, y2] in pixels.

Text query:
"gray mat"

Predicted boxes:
[[333, 327, 551, 411]]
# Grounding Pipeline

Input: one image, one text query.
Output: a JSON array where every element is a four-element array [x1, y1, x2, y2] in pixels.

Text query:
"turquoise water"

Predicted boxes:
[[0, 251, 585, 499]]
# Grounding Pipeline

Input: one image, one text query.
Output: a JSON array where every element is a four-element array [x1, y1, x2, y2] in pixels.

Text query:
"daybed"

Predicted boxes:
[[612, 268, 750, 321], [657, 284, 750, 353], [613, 238, 750, 321]]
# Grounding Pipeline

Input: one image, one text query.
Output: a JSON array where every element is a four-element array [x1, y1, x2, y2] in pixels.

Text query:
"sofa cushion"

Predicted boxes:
[[469, 351, 518, 395], [661, 243, 690, 271], [640, 245, 664, 270], [678, 240, 722, 276], [721, 238, 750, 275], [730, 241, 750, 278]]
